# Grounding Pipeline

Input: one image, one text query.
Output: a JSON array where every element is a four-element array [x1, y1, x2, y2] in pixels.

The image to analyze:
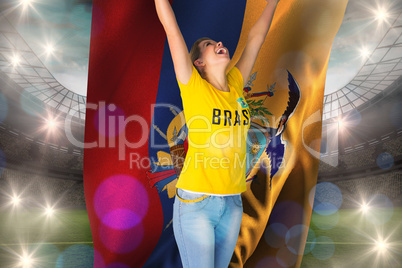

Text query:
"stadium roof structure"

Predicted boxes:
[[323, 12, 402, 121], [0, 15, 87, 121]]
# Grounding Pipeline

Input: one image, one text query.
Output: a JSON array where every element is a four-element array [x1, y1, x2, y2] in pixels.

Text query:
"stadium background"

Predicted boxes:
[[0, 0, 401, 267]]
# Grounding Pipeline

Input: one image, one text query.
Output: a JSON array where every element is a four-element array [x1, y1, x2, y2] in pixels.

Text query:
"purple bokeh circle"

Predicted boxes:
[[94, 174, 149, 228], [102, 209, 141, 230]]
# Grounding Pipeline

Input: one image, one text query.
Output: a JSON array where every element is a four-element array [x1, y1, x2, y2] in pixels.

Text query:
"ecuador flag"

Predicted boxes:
[[84, 0, 348, 267]]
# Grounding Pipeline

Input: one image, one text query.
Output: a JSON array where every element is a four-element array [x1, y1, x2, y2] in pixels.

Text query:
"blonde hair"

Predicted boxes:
[[189, 37, 211, 75]]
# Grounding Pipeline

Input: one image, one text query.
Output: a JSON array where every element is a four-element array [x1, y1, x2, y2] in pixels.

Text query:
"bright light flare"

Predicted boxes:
[[36, 112, 62, 141], [375, 239, 389, 253], [45, 44, 54, 55], [361, 203, 370, 213], [45, 118, 57, 131], [337, 117, 347, 131], [19, 252, 34, 268], [360, 47, 370, 59], [376, 9, 388, 22], [45, 206, 54, 216], [20, 0, 32, 9], [45, 43, 55, 56], [19, 0, 33, 11], [11, 54, 20, 67], [372, 7, 390, 23], [12, 195, 21, 206]]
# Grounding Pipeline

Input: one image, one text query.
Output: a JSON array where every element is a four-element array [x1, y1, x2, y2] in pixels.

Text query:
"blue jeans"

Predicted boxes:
[[173, 189, 243, 268]]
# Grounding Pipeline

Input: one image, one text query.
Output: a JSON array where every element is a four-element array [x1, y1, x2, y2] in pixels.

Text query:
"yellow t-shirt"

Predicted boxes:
[[176, 66, 251, 194]]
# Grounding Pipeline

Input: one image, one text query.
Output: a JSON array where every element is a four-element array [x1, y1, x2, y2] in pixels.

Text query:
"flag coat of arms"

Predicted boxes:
[[84, 0, 348, 267]]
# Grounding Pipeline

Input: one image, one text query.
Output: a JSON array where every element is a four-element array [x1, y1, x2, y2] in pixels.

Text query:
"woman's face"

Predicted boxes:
[[197, 39, 230, 68]]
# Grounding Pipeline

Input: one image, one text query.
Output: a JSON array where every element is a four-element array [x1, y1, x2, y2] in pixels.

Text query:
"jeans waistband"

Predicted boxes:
[[176, 188, 210, 203]]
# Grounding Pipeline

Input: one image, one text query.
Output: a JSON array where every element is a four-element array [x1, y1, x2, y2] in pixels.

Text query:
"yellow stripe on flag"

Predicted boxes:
[[229, 0, 348, 267]]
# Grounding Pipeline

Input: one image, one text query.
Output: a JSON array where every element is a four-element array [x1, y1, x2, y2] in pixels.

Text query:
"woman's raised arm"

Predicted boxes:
[[155, 0, 193, 84], [235, 0, 279, 87]]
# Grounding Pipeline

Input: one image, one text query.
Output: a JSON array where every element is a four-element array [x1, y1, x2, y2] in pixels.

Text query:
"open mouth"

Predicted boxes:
[[216, 48, 227, 55]]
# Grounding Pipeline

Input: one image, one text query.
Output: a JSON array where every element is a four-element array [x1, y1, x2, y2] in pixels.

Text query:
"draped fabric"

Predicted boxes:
[[84, 0, 348, 267], [228, 1, 349, 267]]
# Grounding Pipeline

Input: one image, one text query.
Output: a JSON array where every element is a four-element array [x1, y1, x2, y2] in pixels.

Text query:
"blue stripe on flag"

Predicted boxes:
[[146, 1, 247, 267]]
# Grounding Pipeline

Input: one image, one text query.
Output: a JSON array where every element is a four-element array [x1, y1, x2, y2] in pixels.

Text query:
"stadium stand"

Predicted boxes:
[[382, 134, 402, 157], [321, 171, 402, 209], [0, 129, 32, 162], [341, 146, 376, 169], [0, 124, 83, 173]]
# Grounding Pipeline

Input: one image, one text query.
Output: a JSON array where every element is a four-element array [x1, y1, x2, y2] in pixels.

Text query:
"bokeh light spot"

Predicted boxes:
[[264, 223, 288, 248], [94, 175, 149, 227], [102, 209, 141, 230], [311, 236, 335, 260], [28, 244, 59, 268], [312, 210, 339, 230], [376, 152, 394, 170], [285, 224, 310, 255], [276, 245, 298, 267], [314, 203, 339, 216], [304, 228, 316, 255], [56, 245, 94, 268], [363, 194, 394, 225], [312, 182, 342, 215]]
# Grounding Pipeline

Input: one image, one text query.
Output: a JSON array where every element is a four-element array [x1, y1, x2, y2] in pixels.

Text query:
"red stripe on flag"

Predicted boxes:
[[147, 170, 177, 187], [84, 1, 167, 266]]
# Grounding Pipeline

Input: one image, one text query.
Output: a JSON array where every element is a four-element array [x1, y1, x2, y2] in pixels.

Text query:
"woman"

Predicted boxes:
[[154, 0, 279, 267]]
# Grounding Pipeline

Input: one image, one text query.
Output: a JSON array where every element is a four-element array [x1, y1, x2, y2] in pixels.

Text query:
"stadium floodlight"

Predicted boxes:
[[360, 47, 370, 59], [46, 118, 57, 131], [337, 117, 346, 131], [376, 10, 387, 21], [11, 55, 20, 67], [45, 206, 54, 216], [20, 0, 32, 8], [19, 252, 34, 268], [11, 195, 21, 206], [360, 203, 370, 213], [375, 239, 388, 253], [40, 113, 62, 138], [45, 43, 55, 55], [375, 8, 388, 22]]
